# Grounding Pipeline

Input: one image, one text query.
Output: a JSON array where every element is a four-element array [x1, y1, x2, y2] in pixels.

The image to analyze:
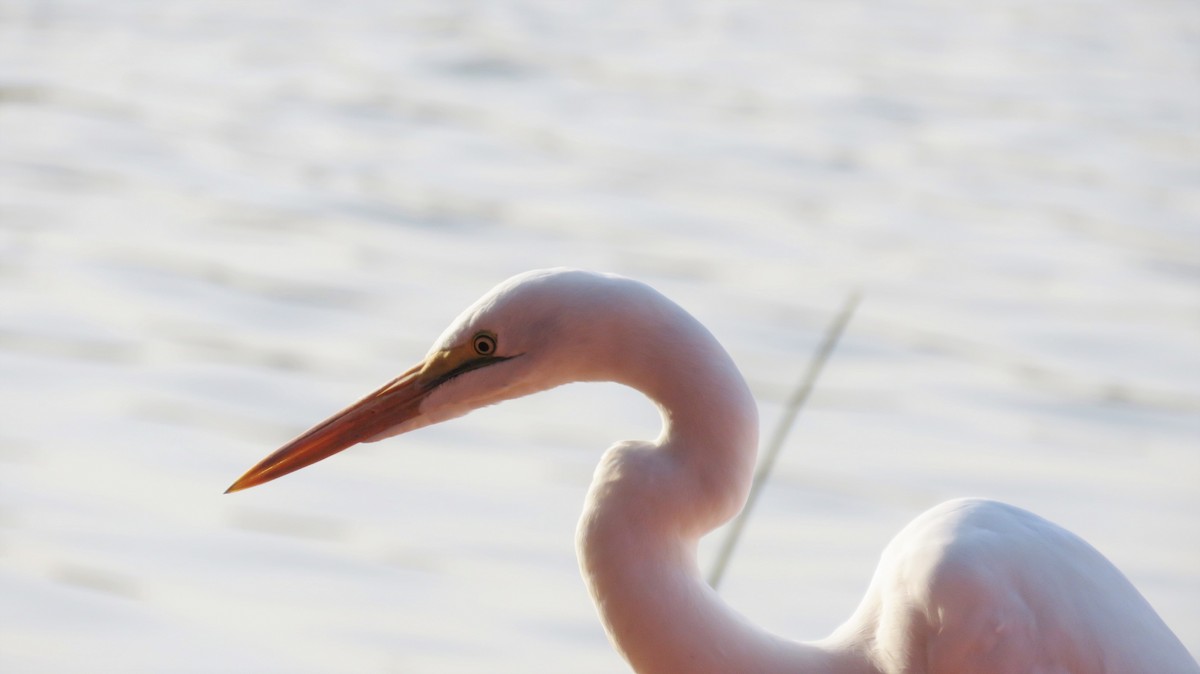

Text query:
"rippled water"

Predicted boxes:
[[2, 1, 1198, 671]]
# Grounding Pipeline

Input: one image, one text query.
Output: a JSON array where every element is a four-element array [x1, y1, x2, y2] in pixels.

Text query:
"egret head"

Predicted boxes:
[[225, 268, 636, 492]]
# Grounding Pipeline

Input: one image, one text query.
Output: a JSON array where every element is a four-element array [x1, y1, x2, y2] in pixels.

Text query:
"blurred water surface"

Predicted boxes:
[[1, 0, 1198, 671]]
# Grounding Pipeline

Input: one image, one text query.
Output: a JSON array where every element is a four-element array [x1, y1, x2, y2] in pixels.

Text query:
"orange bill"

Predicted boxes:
[[225, 343, 511, 493]]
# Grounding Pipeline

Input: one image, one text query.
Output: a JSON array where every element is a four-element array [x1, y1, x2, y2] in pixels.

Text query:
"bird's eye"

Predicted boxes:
[[472, 332, 497, 356]]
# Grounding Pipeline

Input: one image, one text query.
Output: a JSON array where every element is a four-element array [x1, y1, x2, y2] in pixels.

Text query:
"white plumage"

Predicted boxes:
[[228, 269, 1198, 674]]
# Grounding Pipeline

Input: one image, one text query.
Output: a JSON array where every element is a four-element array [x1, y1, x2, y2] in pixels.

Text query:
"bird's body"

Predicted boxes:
[[838, 498, 1194, 674], [227, 268, 1198, 674]]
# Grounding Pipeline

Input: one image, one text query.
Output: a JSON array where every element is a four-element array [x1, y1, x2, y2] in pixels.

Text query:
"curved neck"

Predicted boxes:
[[573, 297, 868, 674]]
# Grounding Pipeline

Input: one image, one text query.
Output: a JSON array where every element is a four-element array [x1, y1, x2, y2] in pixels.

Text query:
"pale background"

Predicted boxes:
[[1, 1, 1197, 671]]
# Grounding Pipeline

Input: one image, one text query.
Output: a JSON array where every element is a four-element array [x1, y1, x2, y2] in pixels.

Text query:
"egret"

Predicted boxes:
[[227, 268, 1198, 674]]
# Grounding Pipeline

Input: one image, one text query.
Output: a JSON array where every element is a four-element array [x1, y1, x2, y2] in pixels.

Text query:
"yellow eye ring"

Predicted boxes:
[[472, 332, 497, 356]]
